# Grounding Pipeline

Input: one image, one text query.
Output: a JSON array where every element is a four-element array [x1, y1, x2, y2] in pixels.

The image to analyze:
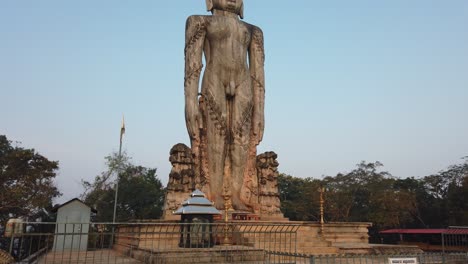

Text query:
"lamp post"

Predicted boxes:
[[112, 116, 125, 223], [319, 186, 325, 235], [222, 194, 233, 245]]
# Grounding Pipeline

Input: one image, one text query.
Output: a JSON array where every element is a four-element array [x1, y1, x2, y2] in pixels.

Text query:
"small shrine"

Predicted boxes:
[[174, 190, 221, 248]]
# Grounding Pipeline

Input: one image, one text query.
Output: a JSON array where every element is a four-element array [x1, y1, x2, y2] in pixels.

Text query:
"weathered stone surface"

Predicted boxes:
[[184, 0, 265, 212], [256, 152, 285, 220], [162, 144, 195, 220], [168, 144, 195, 192], [164, 1, 282, 218]]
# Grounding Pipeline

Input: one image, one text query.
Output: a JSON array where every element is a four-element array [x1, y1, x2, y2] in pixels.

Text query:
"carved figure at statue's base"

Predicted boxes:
[[257, 151, 286, 220], [162, 144, 195, 220]]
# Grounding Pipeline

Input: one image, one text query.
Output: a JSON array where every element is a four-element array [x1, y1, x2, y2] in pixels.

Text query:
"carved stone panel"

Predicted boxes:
[[162, 144, 196, 220], [257, 151, 285, 220]]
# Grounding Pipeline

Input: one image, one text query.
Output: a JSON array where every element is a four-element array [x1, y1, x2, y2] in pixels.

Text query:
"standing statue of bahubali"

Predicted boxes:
[[184, 0, 265, 212]]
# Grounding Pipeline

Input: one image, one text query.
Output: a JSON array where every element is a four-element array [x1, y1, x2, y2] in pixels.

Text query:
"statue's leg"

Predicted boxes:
[[202, 82, 228, 209], [230, 79, 255, 211]]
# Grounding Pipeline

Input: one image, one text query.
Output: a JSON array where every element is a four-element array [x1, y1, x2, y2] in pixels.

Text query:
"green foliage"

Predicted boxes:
[[423, 157, 468, 226], [278, 159, 468, 235], [0, 135, 61, 222], [278, 174, 321, 221], [82, 152, 165, 222]]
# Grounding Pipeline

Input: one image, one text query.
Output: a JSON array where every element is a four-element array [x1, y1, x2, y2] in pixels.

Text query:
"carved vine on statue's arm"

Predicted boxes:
[[184, 15, 207, 142], [249, 26, 265, 145]]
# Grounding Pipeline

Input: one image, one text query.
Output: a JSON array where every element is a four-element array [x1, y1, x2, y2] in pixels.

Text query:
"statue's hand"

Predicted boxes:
[[252, 119, 264, 145], [186, 111, 201, 142]]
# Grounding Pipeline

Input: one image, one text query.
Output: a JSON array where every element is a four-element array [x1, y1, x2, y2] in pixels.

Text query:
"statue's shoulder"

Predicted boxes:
[[242, 21, 263, 36], [186, 15, 211, 27]]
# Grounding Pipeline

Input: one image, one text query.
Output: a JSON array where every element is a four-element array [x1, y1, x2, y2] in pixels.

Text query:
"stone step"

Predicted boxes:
[[296, 246, 340, 255], [297, 242, 331, 248]]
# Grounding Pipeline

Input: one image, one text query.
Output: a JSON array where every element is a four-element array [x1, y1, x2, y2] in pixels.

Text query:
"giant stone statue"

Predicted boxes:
[[184, 0, 265, 212], [163, 0, 284, 219]]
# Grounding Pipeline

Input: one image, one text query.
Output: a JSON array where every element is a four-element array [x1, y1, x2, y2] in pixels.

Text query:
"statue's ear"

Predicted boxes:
[[206, 0, 214, 12], [239, 3, 244, 19]]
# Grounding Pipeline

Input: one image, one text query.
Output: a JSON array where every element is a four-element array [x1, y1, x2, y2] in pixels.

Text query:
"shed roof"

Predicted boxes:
[[52, 198, 97, 213], [380, 228, 468, 235], [445, 228, 468, 235]]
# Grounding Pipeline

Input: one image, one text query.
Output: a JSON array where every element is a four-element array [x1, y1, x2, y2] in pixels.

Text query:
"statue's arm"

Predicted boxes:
[[249, 26, 265, 145], [184, 15, 206, 141]]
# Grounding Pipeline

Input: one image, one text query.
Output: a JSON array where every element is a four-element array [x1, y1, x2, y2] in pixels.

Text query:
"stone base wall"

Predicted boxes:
[[322, 222, 371, 245], [114, 221, 373, 256], [292, 222, 371, 254]]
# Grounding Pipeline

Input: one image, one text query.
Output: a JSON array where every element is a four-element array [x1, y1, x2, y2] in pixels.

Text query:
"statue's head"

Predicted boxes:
[[206, 0, 244, 19]]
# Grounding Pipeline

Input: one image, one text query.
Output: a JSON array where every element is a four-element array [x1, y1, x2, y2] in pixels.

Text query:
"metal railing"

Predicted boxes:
[[4, 222, 468, 264], [442, 227, 468, 253], [4, 222, 300, 263], [271, 252, 468, 264]]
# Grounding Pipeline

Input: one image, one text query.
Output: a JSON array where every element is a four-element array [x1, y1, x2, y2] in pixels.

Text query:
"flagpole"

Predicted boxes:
[[113, 116, 125, 223]]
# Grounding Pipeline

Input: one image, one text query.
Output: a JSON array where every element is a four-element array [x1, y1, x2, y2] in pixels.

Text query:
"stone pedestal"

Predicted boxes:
[[163, 147, 286, 220]]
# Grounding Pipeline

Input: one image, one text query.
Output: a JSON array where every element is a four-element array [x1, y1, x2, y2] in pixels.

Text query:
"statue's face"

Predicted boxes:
[[212, 0, 243, 15]]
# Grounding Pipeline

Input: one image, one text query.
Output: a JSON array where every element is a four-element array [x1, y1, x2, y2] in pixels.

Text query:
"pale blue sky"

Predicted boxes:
[[1, 1, 467, 203]]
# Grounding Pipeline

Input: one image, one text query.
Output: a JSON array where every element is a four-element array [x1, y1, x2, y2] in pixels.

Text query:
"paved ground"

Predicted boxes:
[[37, 250, 142, 264]]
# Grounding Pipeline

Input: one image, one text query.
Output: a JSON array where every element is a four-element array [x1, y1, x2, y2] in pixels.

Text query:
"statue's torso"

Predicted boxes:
[[203, 16, 252, 89]]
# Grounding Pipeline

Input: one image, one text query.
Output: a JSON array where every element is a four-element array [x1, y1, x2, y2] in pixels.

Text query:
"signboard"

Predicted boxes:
[[388, 258, 418, 264]]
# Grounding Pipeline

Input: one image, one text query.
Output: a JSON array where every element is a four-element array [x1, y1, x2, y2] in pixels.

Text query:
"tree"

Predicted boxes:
[[422, 157, 468, 226], [322, 161, 394, 223], [82, 152, 165, 222], [0, 135, 61, 223], [392, 177, 432, 228], [278, 174, 321, 221]]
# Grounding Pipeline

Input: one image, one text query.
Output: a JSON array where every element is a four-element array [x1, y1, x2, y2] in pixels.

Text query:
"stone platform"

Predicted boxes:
[[114, 221, 375, 257], [37, 249, 142, 264], [117, 245, 266, 264]]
